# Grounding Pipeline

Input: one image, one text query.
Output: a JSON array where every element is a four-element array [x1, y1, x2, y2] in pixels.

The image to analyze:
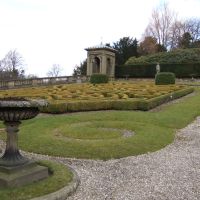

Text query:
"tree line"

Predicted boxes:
[[0, 49, 65, 80], [73, 3, 200, 76]]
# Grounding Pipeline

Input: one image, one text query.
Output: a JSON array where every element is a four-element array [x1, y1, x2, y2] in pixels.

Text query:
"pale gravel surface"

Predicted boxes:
[[0, 116, 199, 200]]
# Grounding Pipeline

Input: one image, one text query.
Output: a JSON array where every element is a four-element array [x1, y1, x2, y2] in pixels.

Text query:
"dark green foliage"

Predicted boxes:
[[112, 37, 138, 65], [90, 74, 109, 84], [155, 72, 175, 85], [115, 63, 200, 78], [73, 59, 87, 76], [126, 48, 200, 65], [178, 32, 193, 49], [115, 64, 156, 78]]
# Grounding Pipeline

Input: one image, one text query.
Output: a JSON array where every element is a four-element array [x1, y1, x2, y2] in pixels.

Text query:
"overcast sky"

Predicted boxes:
[[0, 0, 200, 77]]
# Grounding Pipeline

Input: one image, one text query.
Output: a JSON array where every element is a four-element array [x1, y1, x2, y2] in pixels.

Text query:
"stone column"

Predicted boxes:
[[101, 53, 107, 74], [111, 57, 115, 77], [86, 54, 91, 76]]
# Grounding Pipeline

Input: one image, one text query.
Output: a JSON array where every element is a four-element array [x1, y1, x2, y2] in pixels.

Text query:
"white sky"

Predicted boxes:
[[0, 0, 200, 77]]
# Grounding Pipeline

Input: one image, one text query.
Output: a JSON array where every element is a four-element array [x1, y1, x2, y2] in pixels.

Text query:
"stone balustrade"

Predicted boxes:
[[0, 76, 88, 89]]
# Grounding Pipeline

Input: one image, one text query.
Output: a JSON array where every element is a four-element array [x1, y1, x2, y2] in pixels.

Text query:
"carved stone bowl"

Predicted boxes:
[[0, 98, 47, 122]]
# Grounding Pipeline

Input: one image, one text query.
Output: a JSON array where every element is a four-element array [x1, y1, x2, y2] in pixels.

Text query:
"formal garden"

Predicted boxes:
[[0, 76, 196, 160], [0, 0, 200, 198], [0, 78, 199, 199], [0, 48, 199, 199]]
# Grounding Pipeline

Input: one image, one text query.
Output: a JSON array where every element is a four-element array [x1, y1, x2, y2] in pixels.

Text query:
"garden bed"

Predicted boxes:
[[0, 82, 194, 113], [0, 88, 199, 160]]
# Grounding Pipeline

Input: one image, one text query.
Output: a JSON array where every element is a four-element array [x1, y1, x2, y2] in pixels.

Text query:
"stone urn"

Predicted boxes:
[[0, 97, 49, 187]]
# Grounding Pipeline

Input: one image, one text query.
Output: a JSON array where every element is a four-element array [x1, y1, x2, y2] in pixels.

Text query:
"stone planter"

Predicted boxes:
[[0, 98, 49, 187]]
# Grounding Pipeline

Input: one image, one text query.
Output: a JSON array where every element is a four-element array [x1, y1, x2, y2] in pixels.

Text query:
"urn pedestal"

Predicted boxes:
[[0, 98, 48, 187]]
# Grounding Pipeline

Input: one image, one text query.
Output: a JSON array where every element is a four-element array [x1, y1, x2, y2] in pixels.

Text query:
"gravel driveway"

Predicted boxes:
[[1, 116, 200, 200]]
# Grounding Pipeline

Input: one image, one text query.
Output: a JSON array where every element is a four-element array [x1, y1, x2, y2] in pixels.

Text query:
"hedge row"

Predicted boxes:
[[139, 87, 194, 111], [115, 63, 200, 78], [40, 88, 194, 113]]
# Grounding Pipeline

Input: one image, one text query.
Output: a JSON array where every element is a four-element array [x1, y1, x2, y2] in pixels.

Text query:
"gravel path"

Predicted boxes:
[[65, 117, 200, 200], [0, 116, 200, 199]]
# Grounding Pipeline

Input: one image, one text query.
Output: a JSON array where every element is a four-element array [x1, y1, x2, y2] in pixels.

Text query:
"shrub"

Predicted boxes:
[[90, 74, 109, 84], [155, 72, 175, 85]]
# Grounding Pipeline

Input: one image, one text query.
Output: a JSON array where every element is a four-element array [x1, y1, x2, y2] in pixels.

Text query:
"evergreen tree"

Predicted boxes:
[[178, 32, 192, 48], [112, 37, 138, 65], [73, 59, 87, 76]]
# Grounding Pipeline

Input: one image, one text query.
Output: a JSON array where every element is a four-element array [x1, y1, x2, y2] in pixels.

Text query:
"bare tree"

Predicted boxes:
[[144, 3, 176, 49], [0, 49, 25, 80], [184, 18, 200, 42], [144, 2, 200, 50], [47, 64, 63, 77], [170, 18, 200, 49]]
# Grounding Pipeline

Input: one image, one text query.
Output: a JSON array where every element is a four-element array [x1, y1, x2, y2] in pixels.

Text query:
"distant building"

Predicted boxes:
[[85, 44, 117, 77]]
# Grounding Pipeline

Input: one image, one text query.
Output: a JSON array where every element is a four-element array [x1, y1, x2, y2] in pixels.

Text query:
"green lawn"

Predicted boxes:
[[1, 89, 200, 160]]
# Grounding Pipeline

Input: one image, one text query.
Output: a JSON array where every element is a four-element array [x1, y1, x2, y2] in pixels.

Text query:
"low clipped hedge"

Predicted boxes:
[[155, 72, 175, 85], [139, 87, 194, 111], [41, 100, 140, 113], [90, 74, 109, 84], [40, 87, 194, 113]]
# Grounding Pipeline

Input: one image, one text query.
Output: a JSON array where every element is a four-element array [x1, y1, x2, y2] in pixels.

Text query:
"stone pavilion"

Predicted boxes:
[[85, 44, 117, 77]]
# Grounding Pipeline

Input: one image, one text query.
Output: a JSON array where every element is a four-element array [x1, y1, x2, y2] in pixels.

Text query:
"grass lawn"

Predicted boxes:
[[0, 160, 73, 200], [0, 88, 198, 160]]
